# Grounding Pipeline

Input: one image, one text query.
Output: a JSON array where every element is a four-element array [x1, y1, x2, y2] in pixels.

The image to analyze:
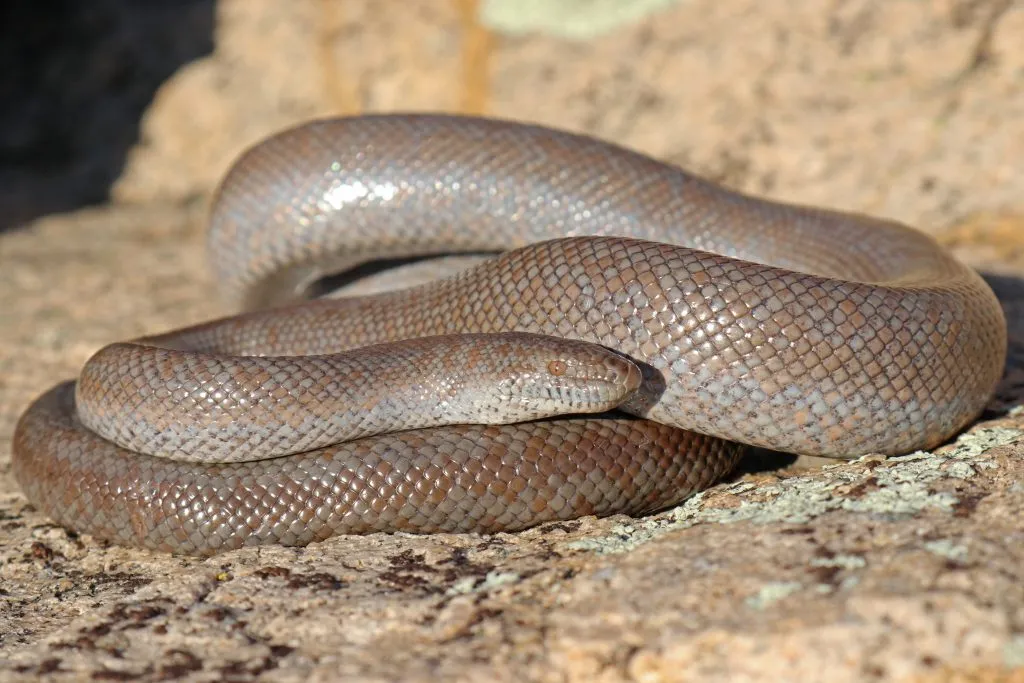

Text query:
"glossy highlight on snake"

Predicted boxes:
[[12, 114, 1007, 556]]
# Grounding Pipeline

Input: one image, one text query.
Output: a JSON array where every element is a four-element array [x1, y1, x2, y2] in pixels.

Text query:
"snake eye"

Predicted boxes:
[[547, 360, 568, 376]]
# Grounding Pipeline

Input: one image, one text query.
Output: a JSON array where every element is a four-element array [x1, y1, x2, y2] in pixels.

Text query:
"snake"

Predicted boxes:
[[11, 114, 1007, 556]]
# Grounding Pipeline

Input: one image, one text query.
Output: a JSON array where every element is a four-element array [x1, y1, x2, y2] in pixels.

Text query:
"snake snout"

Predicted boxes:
[[545, 351, 641, 396]]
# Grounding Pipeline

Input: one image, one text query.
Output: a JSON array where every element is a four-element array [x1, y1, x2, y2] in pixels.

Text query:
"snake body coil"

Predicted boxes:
[[13, 115, 1006, 555]]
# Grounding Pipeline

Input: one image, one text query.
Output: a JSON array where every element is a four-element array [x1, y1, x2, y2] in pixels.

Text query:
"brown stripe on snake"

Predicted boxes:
[[12, 114, 1007, 556]]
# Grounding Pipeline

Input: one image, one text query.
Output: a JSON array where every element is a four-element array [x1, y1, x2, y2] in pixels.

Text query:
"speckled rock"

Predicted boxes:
[[2, 1, 1023, 681]]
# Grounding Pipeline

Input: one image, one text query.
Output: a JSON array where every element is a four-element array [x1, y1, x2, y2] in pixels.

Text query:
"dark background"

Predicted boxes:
[[0, 0, 214, 231]]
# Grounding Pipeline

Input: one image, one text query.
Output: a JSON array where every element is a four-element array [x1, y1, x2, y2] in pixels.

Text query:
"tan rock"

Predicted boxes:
[[2, 0, 1023, 681]]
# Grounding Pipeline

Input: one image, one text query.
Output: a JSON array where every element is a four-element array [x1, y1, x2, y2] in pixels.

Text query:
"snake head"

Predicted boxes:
[[483, 333, 643, 422]]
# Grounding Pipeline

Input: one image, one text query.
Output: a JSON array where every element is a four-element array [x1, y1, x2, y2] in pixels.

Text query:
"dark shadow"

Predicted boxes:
[[0, 0, 215, 232], [307, 252, 500, 297], [980, 271, 1024, 414], [735, 448, 800, 474]]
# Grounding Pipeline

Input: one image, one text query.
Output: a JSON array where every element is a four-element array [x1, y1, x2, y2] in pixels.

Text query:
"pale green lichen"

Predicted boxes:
[[923, 539, 969, 562], [446, 570, 521, 596], [809, 554, 867, 570], [480, 0, 684, 40], [570, 427, 1023, 554], [745, 581, 803, 609], [1004, 635, 1024, 668]]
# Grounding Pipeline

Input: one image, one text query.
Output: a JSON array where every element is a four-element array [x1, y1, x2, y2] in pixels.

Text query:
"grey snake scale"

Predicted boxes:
[[12, 114, 1007, 556]]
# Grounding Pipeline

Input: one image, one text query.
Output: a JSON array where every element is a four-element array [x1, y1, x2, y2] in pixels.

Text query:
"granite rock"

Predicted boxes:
[[2, 1, 1023, 681]]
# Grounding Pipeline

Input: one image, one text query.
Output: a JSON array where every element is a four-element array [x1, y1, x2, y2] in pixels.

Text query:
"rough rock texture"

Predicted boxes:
[[1, 0, 1023, 681]]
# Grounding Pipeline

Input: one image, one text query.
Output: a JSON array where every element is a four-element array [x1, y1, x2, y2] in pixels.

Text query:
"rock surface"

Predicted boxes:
[[2, 1, 1023, 681]]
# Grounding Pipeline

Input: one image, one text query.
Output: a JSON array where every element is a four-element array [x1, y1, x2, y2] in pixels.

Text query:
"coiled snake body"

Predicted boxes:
[[13, 115, 1007, 555]]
